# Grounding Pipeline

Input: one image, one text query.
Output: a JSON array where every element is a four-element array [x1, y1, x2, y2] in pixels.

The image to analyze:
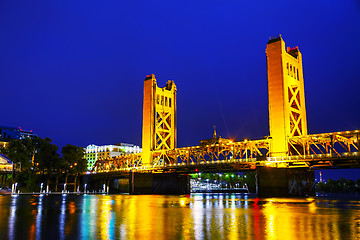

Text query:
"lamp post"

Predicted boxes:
[[40, 183, 43, 193], [84, 184, 87, 193]]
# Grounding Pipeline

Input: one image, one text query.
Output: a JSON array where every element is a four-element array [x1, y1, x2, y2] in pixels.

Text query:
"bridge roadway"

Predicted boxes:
[[92, 130, 360, 175]]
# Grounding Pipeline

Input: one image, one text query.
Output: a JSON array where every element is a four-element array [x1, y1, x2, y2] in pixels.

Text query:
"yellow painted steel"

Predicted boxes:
[[92, 130, 359, 172], [141, 74, 177, 165], [266, 35, 307, 157], [91, 37, 360, 174]]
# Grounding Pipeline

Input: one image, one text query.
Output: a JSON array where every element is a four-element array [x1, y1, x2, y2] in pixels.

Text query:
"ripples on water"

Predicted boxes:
[[0, 193, 359, 240]]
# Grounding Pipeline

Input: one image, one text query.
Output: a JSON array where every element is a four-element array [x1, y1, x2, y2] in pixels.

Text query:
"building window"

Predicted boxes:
[[297, 69, 299, 80], [287, 63, 289, 75]]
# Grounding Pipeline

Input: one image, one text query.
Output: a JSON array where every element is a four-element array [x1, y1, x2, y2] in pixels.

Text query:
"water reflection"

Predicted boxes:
[[59, 194, 66, 240], [8, 195, 17, 240], [0, 193, 359, 239], [35, 195, 43, 240]]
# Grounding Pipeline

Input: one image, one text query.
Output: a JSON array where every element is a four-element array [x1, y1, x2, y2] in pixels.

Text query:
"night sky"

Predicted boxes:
[[1, 1, 360, 180]]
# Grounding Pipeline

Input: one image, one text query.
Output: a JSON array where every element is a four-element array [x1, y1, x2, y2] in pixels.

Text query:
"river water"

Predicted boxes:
[[0, 193, 359, 240]]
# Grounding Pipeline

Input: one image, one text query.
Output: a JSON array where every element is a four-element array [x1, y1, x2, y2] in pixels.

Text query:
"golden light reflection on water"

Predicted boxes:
[[1, 194, 360, 239], [98, 195, 112, 240]]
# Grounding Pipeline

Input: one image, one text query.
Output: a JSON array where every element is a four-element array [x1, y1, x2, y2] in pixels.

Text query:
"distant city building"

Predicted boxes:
[[85, 143, 141, 171], [0, 126, 37, 141]]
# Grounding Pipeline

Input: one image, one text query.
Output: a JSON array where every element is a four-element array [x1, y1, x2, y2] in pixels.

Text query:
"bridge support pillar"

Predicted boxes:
[[129, 172, 190, 194], [256, 167, 314, 197]]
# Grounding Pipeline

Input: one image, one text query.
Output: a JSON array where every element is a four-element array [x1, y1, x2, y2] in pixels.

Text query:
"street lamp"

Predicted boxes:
[[84, 184, 87, 193], [40, 183, 43, 193]]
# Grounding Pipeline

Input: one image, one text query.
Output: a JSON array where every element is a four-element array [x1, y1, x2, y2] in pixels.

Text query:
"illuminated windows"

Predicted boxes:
[[85, 143, 142, 170]]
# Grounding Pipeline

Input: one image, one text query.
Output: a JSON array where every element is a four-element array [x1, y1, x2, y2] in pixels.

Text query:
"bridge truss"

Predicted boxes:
[[92, 130, 360, 173]]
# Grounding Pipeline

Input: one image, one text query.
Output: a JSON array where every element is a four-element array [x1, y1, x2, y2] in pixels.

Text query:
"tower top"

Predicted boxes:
[[145, 74, 156, 81], [267, 34, 282, 44]]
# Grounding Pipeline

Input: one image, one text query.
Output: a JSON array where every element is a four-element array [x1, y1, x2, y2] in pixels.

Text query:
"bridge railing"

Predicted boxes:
[[92, 138, 270, 172], [91, 130, 359, 173], [288, 130, 359, 157]]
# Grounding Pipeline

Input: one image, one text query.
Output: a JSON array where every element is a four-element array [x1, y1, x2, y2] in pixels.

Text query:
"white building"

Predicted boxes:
[[85, 143, 141, 171]]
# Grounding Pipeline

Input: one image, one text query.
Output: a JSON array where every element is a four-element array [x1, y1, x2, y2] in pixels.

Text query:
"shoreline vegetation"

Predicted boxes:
[[0, 137, 87, 193], [316, 178, 360, 194]]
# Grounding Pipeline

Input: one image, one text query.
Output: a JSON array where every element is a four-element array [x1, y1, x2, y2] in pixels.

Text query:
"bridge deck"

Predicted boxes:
[[92, 130, 359, 174]]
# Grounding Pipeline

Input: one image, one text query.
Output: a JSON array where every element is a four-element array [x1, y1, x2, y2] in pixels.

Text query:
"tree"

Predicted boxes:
[[34, 137, 60, 190], [1, 139, 33, 171], [62, 144, 86, 192]]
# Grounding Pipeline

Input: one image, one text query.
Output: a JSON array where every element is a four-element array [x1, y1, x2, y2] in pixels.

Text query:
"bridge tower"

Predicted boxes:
[[266, 35, 308, 157], [142, 74, 177, 165]]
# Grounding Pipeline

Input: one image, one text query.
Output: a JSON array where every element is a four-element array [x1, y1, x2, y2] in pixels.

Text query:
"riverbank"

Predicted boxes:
[[0, 191, 109, 196]]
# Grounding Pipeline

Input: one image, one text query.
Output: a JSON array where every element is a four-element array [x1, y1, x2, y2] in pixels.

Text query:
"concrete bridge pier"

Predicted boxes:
[[256, 167, 315, 197], [129, 172, 190, 194]]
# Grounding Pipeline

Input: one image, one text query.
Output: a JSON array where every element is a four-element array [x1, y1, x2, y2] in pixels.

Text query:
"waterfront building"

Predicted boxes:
[[0, 154, 12, 172], [85, 143, 141, 170]]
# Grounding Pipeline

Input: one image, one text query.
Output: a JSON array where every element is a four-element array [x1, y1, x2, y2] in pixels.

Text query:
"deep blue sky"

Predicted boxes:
[[1, 1, 360, 180]]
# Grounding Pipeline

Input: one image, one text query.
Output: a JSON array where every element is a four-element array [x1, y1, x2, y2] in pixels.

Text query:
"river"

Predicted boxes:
[[0, 193, 359, 239]]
